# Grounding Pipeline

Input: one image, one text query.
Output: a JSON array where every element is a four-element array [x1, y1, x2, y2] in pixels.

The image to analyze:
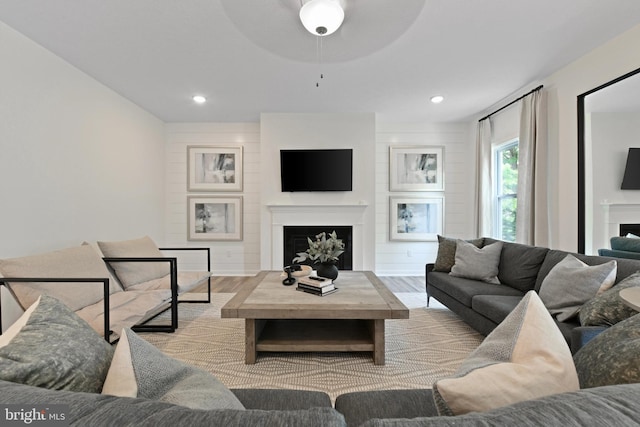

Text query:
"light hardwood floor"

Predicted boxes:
[[198, 275, 426, 294]]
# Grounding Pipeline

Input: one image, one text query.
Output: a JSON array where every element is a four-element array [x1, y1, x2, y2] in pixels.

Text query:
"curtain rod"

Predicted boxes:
[[478, 84, 543, 122]]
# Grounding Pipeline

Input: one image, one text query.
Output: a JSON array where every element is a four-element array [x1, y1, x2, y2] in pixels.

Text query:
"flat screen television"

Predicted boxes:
[[280, 149, 353, 192]]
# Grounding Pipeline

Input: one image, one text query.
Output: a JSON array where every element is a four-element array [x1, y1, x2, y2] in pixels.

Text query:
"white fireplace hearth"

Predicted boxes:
[[268, 204, 368, 270]]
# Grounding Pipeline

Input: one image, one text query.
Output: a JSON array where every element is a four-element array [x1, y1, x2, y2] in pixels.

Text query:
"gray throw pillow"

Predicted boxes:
[[538, 254, 617, 322], [580, 272, 640, 327], [433, 235, 484, 273], [449, 240, 502, 284], [102, 328, 245, 410], [573, 313, 640, 388], [0, 296, 114, 393]]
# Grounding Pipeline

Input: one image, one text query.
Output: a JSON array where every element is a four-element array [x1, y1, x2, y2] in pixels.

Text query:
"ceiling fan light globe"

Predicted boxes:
[[299, 0, 344, 36]]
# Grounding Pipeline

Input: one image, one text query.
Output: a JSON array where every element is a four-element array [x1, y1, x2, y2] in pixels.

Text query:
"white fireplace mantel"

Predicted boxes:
[[601, 201, 640, 239], [267, 203, 368, 270]]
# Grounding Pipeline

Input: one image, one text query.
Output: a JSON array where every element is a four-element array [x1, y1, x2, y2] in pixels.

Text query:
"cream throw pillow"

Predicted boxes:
[[97, 236, 170, 289], [0, 244, 122, 312], [449, 240, 502, 284], [432, 291, 579, 416], [538, 254, 617, 322]]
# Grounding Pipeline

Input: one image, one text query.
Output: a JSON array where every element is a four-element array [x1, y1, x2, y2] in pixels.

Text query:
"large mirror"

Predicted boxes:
[[578, 66, 640, 254]]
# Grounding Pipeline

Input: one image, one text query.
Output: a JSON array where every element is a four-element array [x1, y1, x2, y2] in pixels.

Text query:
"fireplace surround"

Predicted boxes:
[[267, 204, 368, 271]]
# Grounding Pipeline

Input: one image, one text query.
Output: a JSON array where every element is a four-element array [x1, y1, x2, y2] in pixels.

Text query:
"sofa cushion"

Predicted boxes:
[[427, 272, 523, 307], [359, 384, 640, 427], [0, 296, 113, 393], [573, 313, 640, 389], [538, 254, 617, 322], [0, 244, 121, 312], [484, 238, 549, 292], [98, 236, 170, 289], [610, 236, 640, 252], [102, 328, 244, 410], [450, 240, 503, 284], [432, 291, 579, 416], [471, 294, 522, 325], [433, 235, 484, 273], [75, 289, 171, 337], [0, 380, 347, 427], [579, 272, 640, 327]]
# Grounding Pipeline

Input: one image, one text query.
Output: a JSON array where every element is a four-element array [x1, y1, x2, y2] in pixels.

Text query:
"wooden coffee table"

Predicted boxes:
[[221, 271, 409, 365]]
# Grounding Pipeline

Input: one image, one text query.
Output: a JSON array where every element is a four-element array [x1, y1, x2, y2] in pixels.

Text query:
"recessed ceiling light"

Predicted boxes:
[[193, 95, 207, 104], [430, 95, 444, 104]]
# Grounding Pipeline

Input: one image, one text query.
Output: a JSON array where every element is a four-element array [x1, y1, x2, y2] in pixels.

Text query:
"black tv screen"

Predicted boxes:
[[280, 149, 353, 192]]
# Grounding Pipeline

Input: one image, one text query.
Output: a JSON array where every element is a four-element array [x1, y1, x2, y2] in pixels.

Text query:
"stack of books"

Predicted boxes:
[[297, 276, 338, 296]]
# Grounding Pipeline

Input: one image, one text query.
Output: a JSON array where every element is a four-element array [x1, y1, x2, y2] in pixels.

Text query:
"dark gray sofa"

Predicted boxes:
[[0, 380, 344, 426], [425, 237, 640, 352], [2, 380, 639, 426], [335, 383, 640, 426]]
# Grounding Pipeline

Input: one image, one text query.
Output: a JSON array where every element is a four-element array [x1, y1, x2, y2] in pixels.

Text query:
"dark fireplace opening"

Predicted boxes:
[[283, 226, 353, 270], [620, 224, 640, 236]]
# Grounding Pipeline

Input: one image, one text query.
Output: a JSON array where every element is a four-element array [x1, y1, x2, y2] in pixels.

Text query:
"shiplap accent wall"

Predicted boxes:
[[165, 120, 474, 276], [375, 122, 475, 275], [165, 123, 262, 275]]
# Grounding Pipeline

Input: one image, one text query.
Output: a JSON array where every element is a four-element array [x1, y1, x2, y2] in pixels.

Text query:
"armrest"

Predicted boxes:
[[0, 277, 111, 341], [230, 388, 332, 410], [102, 257, 178, 330], [335, 389, 437, 427]]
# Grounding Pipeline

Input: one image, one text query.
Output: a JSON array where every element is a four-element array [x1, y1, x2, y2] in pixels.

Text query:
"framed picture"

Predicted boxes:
[[187, 196, 243, 241], [389, 146, 444, 191], [187, 145, 243, 192], [390, 197, 444, 241]]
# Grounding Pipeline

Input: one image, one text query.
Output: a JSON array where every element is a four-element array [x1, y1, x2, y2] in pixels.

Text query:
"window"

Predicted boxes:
[[493, 139, 518, 242]]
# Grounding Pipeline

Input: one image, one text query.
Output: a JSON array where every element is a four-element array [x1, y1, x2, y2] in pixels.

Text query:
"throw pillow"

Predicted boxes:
[[432, 291, 579, 416], [0, 296, 114, 393], [449, 240, 502, 284], [102, 328, 245, 410], [97, 236, 170, 289], [538, 254, 617, 322], [0, 244, 122, 312], [573, 313, 640, 388], [580, 272, 640, 327], [433, 235, 484, 272]]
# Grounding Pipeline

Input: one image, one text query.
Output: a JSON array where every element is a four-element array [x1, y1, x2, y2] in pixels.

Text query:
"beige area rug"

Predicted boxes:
[[140, 293, 483, 402]]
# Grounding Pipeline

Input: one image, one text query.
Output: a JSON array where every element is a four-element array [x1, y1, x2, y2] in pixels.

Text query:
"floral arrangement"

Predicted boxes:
[[293, 231, 345, 264]]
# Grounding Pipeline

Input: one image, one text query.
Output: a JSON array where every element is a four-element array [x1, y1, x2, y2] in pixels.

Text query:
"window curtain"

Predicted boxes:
[[516, 89, 549, 246], [475, 118, 493, 237]]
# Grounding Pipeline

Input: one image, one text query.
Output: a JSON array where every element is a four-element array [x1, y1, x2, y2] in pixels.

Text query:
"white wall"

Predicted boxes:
[[375, 122, 474, 275], [541, 23, 640, 251], [0, 21, 166, 327], [259, 113, 376, 271], [164, 123, 261, 275]]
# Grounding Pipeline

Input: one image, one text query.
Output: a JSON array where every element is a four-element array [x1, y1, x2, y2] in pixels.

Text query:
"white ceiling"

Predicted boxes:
[[2, 0, 640, 123]]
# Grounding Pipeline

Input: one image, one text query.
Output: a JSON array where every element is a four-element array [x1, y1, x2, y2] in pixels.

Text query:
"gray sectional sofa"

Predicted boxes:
[[1, 379, 639, 426], [426, 237, 640, 352]]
